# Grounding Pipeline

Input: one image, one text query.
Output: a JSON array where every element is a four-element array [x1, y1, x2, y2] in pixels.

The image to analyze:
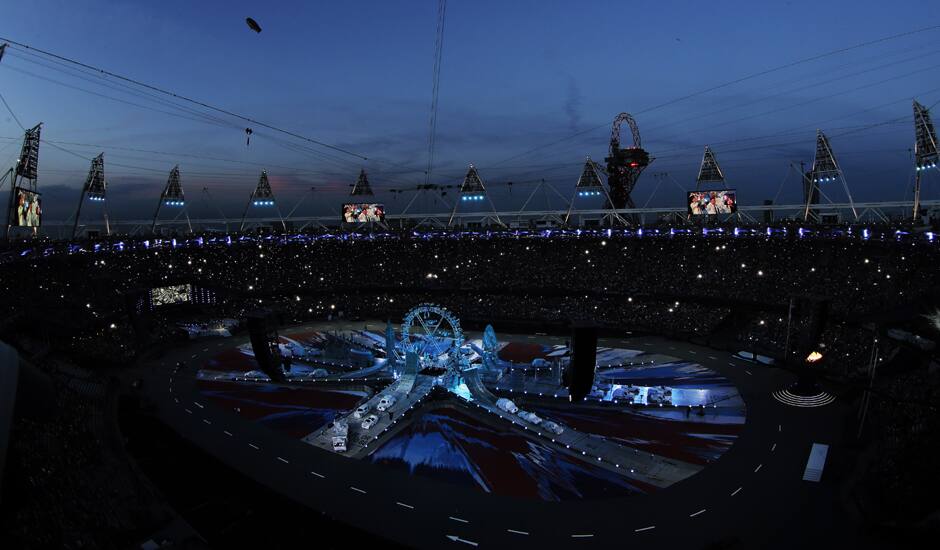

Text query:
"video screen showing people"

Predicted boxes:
[[343, 203, 386, 223], [688, 190, 737, 215], [12, 187, 42, 227], [151, 284, 192, 306]]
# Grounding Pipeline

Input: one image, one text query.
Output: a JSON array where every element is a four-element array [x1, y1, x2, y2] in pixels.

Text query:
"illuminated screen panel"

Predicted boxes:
[[11, 187, 42, 227], [151, 284, 192, 306], [343, 203, 386, 223], [688, 190, 737, 215]]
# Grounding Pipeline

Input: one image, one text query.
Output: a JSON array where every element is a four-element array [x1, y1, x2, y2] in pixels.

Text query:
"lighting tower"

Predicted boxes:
[[240, 170, 286, 231], [448, 164, 502, 227], [565, 156, 613, 225], [696, 146, 726, 190], [913, 99, 938, 222], [5, 123, 42, 237], [350, 168, 374, 196], [605, 112, 651, 211], [72, 153, 110, 238], [803, 130, 857, 222], [151, 165, 191, 234]]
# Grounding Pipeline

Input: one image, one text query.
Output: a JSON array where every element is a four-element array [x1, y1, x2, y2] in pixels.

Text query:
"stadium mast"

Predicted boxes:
[[151, 165, 191, 234], [448, 164, 503, 227], [350, 168, 374, 196], [913, 99, 939, 222], [71, 153, 110, 239], [696, 146, 726, 190], [803, 130, 857, 222], [5, 123, 41, 237], [605, 113, 651, 215], [239, 170, 286, 232], [564, 157, 623, 226]]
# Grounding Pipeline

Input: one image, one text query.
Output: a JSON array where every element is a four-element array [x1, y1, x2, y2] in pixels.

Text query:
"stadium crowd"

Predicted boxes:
[[0, 229, 936, 370], [1, 227, 938, 545]]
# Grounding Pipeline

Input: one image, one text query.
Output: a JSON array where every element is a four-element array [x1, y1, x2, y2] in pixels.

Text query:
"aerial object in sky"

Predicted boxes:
[[245, 127, 253, 147], [246, 17, 262, 33]]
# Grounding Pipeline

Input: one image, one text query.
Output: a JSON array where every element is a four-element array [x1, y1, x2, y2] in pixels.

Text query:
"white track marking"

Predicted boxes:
[[754, 463, 763, 473], [507, 529, 529, 535], [396, 502, 414, 510], [248, 443, 260, 450], [223, 430, 233, 437], [449, 516, 469, 524], [689, 509, 706, 518], [350, 486, 367, 494], [310, 471, 325, 479], [277, 456, 289, 464], [635, 525, 656, 532], [731, 486, 742, 496]]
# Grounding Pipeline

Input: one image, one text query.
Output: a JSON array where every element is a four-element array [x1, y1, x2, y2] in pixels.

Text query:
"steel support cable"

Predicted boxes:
[[485, 24, 940, 168], [0, 37, 368, 160], [424, 0, 447, 186], [644, 46, 940, 137], [5, 49, 243, 130]]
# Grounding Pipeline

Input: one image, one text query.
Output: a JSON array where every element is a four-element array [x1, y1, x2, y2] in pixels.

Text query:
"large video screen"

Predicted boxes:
[[688, 190, 737, 215], [151, 284, 192, 306], [11, 187, 42, 227], [343, 203, 385, 223]]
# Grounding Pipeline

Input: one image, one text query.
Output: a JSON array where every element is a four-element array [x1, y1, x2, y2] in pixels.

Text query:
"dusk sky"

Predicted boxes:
[[2, 0, 940, 222]]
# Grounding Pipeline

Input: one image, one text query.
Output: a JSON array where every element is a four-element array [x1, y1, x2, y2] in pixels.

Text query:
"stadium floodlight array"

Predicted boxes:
[[810, 131, 841, 183], [152, 165, 192, 234], [458, 165, 487, 200], [252, 199, 275, 206], [449, 164, 502, 226], [696, 146, 725, 189], [72, 152, 111, 238], [575, 157, 605, 197], [350, 168, 374, 196]]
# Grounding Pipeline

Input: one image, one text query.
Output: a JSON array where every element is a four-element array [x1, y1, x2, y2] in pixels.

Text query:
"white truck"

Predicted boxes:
[[330, 419, 349, 453], [496, 397, 519, 414]]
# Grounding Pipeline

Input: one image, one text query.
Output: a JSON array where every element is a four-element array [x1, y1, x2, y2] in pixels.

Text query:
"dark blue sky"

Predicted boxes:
[[2, 0, 940, 220]]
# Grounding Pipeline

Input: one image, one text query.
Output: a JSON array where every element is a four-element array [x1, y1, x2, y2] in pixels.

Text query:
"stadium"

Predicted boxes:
[[3, 3, 940, 550]]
